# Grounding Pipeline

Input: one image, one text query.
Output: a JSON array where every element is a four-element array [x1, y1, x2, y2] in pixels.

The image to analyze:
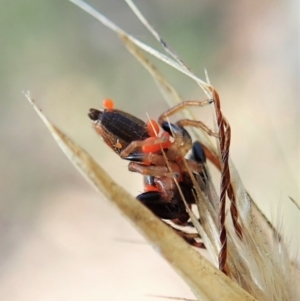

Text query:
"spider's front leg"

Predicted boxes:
[[119, 129, 172, 164], [158, 99, 220, 138]]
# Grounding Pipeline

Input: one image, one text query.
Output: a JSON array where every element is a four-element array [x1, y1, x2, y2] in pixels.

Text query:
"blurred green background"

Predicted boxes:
[[0, 1, 299, 300]]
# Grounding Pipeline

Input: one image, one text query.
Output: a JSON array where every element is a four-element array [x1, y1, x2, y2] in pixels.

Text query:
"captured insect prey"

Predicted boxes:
[[89, 98, 215, 247]]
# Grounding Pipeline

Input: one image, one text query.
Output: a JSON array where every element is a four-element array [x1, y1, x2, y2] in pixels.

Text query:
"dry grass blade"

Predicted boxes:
[[106, 3, 299, 300], [119, 34, 217, 161], [32, 1, 298, 300], [68, 0, 212, 99], [289, 196, 300, 211], [24, 91, 257, 301]]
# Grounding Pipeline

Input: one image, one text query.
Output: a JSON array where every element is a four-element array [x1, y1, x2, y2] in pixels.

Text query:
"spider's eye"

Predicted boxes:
[[174, 172, 180, 179]]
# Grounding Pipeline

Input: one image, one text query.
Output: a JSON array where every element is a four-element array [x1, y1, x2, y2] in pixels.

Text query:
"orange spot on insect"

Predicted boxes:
[[115, 140, 122, 149], [144, 185, 159, 192], [147, 119, 160, 137], [103, 98, 115, 110]]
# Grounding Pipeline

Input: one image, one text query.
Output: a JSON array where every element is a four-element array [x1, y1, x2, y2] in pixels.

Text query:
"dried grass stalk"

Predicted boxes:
[[24, 92, 256, 301], [24, 1, 299, 300]]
